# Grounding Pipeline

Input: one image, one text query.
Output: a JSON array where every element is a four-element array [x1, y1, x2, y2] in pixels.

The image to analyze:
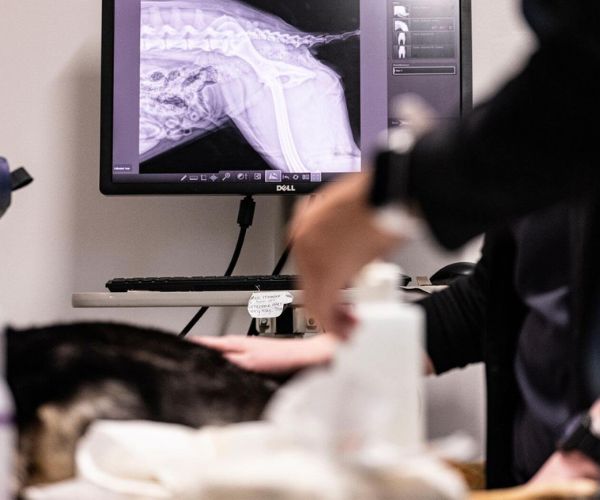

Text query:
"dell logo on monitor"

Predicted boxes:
[[276, 185, 296, 192]]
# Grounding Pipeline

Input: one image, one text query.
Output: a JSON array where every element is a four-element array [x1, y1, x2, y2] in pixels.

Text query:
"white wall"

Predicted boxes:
[[0, 0, 282, 334], [0, 0, 534, 455]]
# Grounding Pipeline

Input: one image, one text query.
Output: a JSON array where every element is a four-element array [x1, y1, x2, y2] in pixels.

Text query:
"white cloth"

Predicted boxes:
[[42, 419, 465, 500]]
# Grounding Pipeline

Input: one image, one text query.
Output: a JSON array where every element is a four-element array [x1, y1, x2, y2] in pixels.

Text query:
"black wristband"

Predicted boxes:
[[557, 412, 600, 464], [369, 150, 411, 208]]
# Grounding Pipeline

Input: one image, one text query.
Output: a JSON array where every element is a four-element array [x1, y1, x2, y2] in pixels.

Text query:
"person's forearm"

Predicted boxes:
[[302, 333, 338, 366]]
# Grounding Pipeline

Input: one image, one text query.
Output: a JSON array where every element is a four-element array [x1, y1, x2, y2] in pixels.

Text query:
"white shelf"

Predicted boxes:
[[72, 288, 430, 309]]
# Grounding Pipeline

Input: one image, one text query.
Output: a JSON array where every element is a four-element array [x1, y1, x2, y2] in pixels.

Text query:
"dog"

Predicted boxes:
[[5, 322, 281, 488]]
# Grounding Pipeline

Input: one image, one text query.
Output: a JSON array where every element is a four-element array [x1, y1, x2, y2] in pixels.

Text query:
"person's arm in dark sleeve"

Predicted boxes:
[[419, 238, 492, 374], [402, 30, 600, 250]]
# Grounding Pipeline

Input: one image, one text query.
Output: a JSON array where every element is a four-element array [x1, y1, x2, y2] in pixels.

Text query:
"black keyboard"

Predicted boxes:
[[106, 273, 412, 293], [106, 275, 300, 293]]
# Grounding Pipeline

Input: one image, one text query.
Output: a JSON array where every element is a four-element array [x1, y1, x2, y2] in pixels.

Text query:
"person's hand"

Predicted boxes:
[[193, 334, 338, 374], [290, 172, 407, 336], [529, 450, 600, 484]]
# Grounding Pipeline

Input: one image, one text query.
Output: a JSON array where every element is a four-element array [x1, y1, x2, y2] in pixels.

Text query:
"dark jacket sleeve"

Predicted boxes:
[[400, 4, 600, 250], [419, 237, 492, 373]]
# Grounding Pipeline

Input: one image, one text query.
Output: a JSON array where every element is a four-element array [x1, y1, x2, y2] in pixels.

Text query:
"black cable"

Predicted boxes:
[[179, 196, 255, 338], [179, 227, 248, 338], [179, 308, 209, 338], [224, 226, 249, 277], [272, 244, 291, 276]]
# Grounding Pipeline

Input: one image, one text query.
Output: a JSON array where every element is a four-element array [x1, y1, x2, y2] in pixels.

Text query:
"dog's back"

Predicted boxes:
[[6, 322, 278, 485]]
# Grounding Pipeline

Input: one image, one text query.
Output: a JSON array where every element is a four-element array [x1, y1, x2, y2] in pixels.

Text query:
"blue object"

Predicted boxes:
[[0, 157, 11, 219], [0, 157, 33, 220]]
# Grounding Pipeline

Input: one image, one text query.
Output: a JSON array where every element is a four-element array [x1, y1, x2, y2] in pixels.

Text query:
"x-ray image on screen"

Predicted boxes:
[[138, 0, 361, 174]]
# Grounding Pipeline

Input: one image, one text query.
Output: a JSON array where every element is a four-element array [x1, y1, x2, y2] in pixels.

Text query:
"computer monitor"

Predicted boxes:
[[100, 0, 471, 195]]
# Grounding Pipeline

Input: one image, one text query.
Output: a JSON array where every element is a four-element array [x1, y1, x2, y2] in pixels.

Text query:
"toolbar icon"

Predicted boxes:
[[394, 19, 409, 32], [266, 171, 282, 182], [394, 5, 409, 18]]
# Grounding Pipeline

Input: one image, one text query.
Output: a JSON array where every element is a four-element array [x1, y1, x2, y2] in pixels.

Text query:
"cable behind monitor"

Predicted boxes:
[[179, 195, 255, 338]]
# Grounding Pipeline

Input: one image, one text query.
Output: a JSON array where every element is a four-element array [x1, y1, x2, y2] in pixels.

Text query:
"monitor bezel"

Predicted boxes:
[[99, 0, 472, 196]]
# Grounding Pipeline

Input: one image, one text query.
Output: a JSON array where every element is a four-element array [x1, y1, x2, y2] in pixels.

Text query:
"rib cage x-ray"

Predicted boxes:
[[139, 0, 361, 174]]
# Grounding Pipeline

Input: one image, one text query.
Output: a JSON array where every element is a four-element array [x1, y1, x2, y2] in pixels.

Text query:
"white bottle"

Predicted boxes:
[[0, 309, 15, 499], [335, 261, 425, 460]]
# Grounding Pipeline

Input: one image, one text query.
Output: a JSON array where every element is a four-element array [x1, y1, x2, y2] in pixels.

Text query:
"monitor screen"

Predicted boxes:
[[100, 0, 471, 195]]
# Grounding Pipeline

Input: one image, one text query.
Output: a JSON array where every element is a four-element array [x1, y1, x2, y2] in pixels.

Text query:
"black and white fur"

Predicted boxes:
[[5, 322, 280, 487]]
